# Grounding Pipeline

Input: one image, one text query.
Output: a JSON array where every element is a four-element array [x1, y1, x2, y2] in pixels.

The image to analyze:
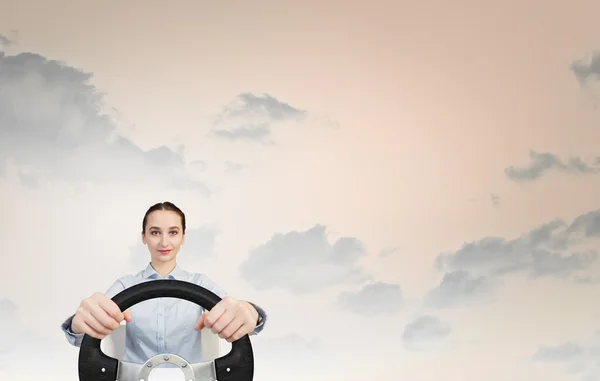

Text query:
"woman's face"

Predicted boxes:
[[142, 210, 185, 264]]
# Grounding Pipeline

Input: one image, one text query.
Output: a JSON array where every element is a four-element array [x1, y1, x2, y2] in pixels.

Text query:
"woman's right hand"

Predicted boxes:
[[70, 292, 132, 339]]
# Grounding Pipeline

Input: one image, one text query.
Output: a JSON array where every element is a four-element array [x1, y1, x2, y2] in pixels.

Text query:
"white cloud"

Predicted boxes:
[[239, 224, 371, 294], [0, 52, 208, 195], [210, 93, 307, 143], [0, 298, 74, 376], [424, 270, 498, 308], [402, 315, 452, 351], [533, 331, 600, 381], [337, 281, 403, 315], [435, 209, 600, 280]]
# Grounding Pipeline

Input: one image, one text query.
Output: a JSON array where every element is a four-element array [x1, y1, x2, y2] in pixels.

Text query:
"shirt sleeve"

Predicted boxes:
[[246, 301, 267, 335], [60, 279, 126, 347]]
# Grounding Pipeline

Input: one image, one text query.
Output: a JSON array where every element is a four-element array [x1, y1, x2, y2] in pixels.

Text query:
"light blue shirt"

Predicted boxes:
[[61, 263, 266, 365]]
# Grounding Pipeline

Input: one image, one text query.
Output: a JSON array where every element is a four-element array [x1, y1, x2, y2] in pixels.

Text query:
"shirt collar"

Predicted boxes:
[[142, 262, 187, 280]]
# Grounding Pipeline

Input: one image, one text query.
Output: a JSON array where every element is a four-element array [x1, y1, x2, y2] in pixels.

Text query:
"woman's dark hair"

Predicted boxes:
[[142, 201, 186, 233]]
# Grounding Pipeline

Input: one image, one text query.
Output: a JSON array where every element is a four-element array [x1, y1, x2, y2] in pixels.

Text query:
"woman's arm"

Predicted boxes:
[[59, 279, 127, 347]]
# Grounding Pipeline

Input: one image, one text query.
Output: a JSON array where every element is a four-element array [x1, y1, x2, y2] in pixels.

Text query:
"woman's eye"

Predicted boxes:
[[170, 231, 178, 235]]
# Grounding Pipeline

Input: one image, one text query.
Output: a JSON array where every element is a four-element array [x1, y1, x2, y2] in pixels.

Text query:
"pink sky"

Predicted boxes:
[[1, 1, 600, 380]]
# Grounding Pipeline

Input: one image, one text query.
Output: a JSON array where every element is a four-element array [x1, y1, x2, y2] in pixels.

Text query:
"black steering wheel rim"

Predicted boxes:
[[78, 279, 254, 381]]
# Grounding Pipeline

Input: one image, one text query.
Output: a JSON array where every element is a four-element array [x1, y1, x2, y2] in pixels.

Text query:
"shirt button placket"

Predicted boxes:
[[157, 299, 165, 352]]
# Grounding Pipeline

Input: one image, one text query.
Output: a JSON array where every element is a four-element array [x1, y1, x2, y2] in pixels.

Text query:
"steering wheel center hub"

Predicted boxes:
[[140, 353, 194, 381]]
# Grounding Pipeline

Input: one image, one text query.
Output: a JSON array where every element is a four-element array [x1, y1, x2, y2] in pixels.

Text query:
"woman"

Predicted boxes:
[[60, 201, 267, 364]]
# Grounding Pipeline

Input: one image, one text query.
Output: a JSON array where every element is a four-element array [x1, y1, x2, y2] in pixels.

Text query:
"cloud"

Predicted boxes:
[[216, 92, 306, 122], [435, 209, 600, 281], [251, 333, 325, 380], [505, 151, 600, 182], [211, 124, 272, 143], [0, 52, 208, 194], [337, 281, 403, 316], [571, 51, 600, 85], [129, 225, 220, 271], [239, 224, 371, 294], [574, 275, 600, 284], [224, 161, 243, 174], [402, 315, 451, 351], [424, 270, 497, 309], [569, 209, 600, 238], [490, 193, 500, 206], [253, 333, 322, 359], [379, 247, 399, 258], [571, 51, 600, 107], [211, 93, 307, 142], [0, 34, 12, 47], [532, 331, 600, 381], [0, 298, 17, 353], [0, 298, 71, 373]]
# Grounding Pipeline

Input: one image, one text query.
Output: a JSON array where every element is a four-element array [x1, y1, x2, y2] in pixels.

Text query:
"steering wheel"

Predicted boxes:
[[78, 280, 254, 381]]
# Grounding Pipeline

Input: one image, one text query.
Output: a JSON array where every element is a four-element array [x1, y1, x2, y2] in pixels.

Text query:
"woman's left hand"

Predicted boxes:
[[194, 296, 259, 342]]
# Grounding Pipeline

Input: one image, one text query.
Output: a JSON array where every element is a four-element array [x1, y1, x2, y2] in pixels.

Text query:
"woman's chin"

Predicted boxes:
[[154, 254, 175, 262]]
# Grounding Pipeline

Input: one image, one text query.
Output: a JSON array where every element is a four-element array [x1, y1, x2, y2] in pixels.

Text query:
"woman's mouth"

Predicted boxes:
[[158, 250, 171, 255]]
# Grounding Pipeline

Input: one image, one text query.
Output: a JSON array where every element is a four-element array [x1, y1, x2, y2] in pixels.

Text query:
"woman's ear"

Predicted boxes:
[[141, 232, 147, 245]]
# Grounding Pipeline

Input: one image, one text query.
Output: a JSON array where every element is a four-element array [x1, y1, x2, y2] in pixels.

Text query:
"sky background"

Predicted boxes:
[[1, 1, 600, 380]]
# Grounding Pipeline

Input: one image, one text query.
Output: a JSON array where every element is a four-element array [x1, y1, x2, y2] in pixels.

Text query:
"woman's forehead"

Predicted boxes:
[[146, 210, 182, 226]]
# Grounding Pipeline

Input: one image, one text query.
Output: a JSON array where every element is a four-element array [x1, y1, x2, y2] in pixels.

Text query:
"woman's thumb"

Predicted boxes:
[[123, 308, 132, 322]]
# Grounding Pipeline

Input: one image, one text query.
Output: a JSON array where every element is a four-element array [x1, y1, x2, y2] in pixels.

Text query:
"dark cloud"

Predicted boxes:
[[211, 93, 306, 142], [0, 52, 209, 194], [402, 315, 451, 351], [424, 270, 497, 309], [239, 224, 371, 294], [337, 282, 403, 315], [129, 225, 219, 270], [571, 51, 600, 85], [505, 151, 600, 182], [435, 209, 600, 281], [532, 331, 600, 381]]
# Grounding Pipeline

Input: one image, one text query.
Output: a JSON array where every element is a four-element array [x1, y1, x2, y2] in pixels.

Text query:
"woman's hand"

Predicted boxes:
[[71, 292, 132, 339], [195, 296, 259, 342]]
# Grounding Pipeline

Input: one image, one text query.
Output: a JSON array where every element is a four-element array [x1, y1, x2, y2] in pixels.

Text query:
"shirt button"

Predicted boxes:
[[158, 336, 163, 341]]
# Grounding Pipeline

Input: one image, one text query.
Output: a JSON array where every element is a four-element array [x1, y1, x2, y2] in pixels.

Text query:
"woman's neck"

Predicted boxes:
[[150, 260, 177, 278]]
